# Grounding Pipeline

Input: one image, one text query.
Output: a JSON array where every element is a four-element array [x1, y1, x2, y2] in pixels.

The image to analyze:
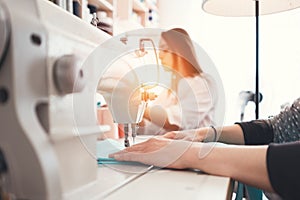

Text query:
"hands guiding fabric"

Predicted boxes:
[[109, 136, 201, 169]]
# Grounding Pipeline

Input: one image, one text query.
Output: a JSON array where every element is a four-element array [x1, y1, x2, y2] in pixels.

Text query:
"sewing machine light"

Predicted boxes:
[[135, 84, 158, 122], [141, 88, 157, 102], [96, 31, 162, 147]]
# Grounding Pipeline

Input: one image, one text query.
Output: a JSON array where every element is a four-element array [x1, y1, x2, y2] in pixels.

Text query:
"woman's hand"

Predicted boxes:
[[163, 127, 214, 142], [109, 137, 200, 169]]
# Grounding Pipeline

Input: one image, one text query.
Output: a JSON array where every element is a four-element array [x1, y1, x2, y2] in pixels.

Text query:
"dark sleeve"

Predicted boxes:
[[235, 120, 274, 145], [267, 142, 300, 199]]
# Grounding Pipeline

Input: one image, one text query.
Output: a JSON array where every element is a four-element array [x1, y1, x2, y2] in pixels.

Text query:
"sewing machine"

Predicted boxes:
[[0, 1, 232, 199], [0, 0, 133, 199], [0, 0, 163, 199]]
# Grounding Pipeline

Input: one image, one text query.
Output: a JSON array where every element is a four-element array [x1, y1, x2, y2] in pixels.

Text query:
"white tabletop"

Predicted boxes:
[[94, 135, 233, 200], [64, 136, 232, 200], [100, 165, 233, 200]]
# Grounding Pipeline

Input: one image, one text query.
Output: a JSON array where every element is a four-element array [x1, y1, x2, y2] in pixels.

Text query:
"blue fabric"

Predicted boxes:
[[246, 185, 262, 200], [97, 157, 145, 166], [235, 182, 262, 200], [235, 182, 244, 200]]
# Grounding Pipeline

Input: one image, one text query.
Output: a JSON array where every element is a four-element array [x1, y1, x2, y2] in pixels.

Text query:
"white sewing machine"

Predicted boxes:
[[0, 1, 232, 199], [0, 0, 163, 199], [0, 0, 142, 199]]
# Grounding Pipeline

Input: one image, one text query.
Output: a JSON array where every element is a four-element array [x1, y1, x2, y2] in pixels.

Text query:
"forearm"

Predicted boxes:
[[211, 120, 274, 145], [200, 125, 245, 145], [187, 143, 274, 192], [217, 125, 245, 144], [111, 137, 300, 199]]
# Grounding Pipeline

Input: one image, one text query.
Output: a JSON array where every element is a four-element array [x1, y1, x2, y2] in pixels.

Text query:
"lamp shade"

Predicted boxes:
[[202, 0, 300, 16]]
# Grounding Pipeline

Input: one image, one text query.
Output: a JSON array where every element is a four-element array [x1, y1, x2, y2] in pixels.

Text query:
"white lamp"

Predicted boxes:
[[202, 0, 300, 119], [202, 0, 300, 16]]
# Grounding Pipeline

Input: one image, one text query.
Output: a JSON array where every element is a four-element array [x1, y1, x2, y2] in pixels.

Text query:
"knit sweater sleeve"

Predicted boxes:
[[236, 97, 300, 144], [267, 98, 300, 143]]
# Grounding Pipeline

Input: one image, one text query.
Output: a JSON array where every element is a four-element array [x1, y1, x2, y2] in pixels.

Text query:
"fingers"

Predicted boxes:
[[163, 130, 196, 141], [138, 119, 146, 127], [108, 144, 142, 161], [163, 131, 177, 139], [109, 150, 133, 161], [109, 138, 160, 161], [163, 131, 188, 140], [109, 146, 153, 164], [109, 137, 196, 169]]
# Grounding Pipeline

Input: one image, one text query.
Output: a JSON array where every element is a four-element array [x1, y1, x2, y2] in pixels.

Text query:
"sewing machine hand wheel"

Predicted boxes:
[[0, 1, 10, 70]]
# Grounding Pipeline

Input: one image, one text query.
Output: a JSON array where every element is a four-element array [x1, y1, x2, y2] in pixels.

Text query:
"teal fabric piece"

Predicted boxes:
[[97, 139, 125, 158], [235, 182, 262, 200], [235, 182, 244, 200], [97, 157, 145, 166], [246, 185, 262, 200], [97, 139, 147, 166]]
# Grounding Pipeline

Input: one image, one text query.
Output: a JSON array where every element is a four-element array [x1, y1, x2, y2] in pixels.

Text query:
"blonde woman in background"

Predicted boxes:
[[138, 28, 218, 135]]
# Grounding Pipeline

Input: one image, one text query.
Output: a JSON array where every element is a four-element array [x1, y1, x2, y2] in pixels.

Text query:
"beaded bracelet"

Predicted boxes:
[[209, 125, 217, 142]]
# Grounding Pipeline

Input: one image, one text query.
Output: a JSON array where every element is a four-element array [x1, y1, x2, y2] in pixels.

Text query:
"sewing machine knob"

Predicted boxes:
[[53, 55, 86, 95], [0, 2, 10, 70]]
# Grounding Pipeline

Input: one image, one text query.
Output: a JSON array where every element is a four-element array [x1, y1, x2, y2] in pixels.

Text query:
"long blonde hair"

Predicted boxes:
[[161, 28, 203, 91]]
